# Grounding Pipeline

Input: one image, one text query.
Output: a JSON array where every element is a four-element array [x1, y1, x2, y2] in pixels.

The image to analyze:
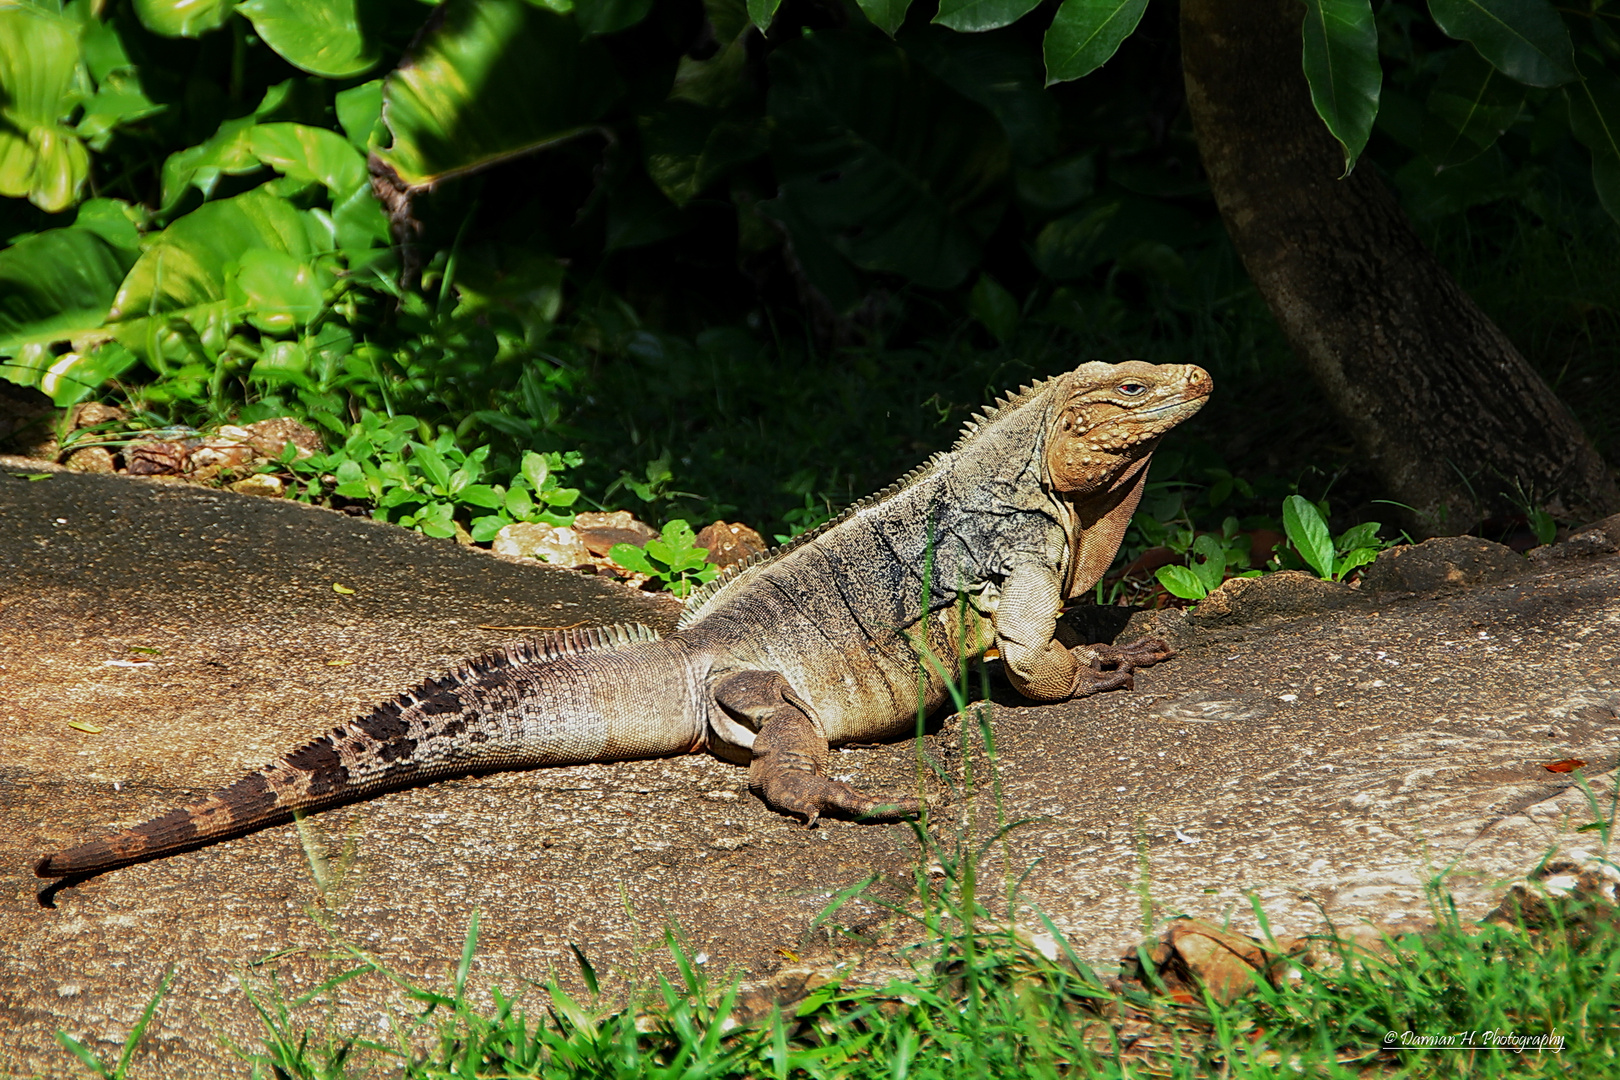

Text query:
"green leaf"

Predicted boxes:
[[1332, 546, 1379, 580], [231, 248, 327, 333], [1299, 0, 1381, 174], [1189, 533, 1227, 595], [608, 541, 656, 574], [455, 484, 503, 509], [857, 0, 915, 36], [0, 6, 91, 212], [574, 0, 653, 36], [505, 484, 536, 518], [133, 0, 235, 38], [374, 0, 624, 190], [520, 450, 551, 491], [1283, 494, 1335, 580], [746, 0, 783, 33], [470, 514, 510, 542], [249, 340, 311, 385], [1421, 46, 1526, 168], [20, 341, 139, 407], [1568, 56, 1620, 225], [901, 24, 1061, 165], [248, 123, 368, 196], [75, 68, 164, 148], [334, 80, 385, 152], [412, 444, 453, 489], [238, 0, 378, 77], [933, 0, 1037, 34], [1155, 564, 1208, 601], [767, 31, 1010, 290], [110, 186, 315, 323], [640, 101, 768, 207], [1427, 0, 1574, 88], [1032, 195, 1196, 279], [1042, 0, 1148, 85], [0, 227, 135, 351], [1334, 520, 1382, 551], [161, 116, 261, 208], [968, 272, 1019, 342]]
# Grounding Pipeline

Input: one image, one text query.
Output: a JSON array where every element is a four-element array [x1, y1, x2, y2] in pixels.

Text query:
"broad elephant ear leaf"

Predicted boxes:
[[132, 0, 235, 38], [109, 186, 317, 321], [373, 0, 623, 190], [766, 31, 1010, 293], [237, 0, 379, 78], [0, 227, 133, 352], [0, 6, 92, 212]]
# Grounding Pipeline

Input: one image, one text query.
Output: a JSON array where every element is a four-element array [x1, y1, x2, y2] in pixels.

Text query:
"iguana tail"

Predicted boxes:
[[36, 624, 701, 878]]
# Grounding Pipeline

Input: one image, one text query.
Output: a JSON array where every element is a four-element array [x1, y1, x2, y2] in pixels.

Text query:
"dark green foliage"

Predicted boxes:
[[0, 0, 1615, 546]]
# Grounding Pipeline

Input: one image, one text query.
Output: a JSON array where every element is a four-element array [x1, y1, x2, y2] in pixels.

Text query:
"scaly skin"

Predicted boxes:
[[36, 361, 1211, 879]]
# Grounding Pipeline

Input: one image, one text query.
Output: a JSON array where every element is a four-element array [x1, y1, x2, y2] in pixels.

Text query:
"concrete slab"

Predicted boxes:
[[2, 462, 1615, 1077]]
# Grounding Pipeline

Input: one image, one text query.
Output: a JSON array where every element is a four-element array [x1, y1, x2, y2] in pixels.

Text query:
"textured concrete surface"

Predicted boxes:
[[2, 462, 1616, 1077]]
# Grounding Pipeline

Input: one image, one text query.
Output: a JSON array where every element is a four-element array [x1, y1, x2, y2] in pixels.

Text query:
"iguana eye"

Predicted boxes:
[[1119, 382, 1148, 396]]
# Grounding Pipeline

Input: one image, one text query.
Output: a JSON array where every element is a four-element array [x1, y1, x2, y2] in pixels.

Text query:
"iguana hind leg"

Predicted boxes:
[[712, 670, 921, 827]]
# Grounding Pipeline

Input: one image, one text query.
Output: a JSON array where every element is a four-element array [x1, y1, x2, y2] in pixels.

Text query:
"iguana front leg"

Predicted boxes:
[[712, 670, 921, 827], [995, 563, 1169, 701]]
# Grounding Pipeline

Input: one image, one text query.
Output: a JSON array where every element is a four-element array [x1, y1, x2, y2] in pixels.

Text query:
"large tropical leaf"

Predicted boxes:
[[0, 228, 131, 351], [1043, 0, 1148, 85], [1427, 0, 1574, 88], [0, 5, 91, 211], [1568, 57, 1620, 224], [248, 123, 368, 196], [132, 0, 235, 38], [110, 187, 317, 321], [374, 0, 623, 189], [1421, 46, 1525, 168], [1299, 0, 1380, 174], [766, 31, 1009, 292], [238, 0, 378, 78]]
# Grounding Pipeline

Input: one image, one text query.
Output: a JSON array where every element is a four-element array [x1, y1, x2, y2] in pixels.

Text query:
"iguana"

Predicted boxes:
[[36, 360, 1211, 879]]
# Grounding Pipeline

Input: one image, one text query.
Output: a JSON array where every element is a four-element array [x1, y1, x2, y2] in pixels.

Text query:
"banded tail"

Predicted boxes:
[[36, 624, 687, 878]]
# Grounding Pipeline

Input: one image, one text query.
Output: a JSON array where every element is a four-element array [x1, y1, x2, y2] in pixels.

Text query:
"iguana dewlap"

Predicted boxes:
[[36, 361, 1211, 878]]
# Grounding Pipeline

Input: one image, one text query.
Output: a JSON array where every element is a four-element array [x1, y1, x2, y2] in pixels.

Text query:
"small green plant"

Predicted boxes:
[[608, 519, 718, 598], [1280, 494, 1385, 582], [283, 412, 580, 541], [464, 449, 584, 543], [1154, 517, 1261, 601]]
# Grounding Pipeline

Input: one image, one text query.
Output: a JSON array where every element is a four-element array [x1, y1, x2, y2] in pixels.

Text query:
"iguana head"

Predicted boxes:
[[1045, 361, 1212, 495]]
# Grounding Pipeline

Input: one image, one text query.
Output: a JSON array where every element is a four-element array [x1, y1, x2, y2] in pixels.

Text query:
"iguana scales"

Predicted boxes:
[[36, 361, 1211, 879]]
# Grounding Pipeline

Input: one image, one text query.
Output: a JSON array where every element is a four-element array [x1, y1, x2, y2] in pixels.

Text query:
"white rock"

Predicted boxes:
[[492, 522, 590, 567]]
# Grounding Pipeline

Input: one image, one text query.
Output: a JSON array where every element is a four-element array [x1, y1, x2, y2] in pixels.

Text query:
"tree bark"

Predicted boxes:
[[1180, 0, 1619, 534]]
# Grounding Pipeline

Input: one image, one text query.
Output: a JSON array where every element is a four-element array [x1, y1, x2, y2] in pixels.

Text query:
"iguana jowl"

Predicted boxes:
[[36, 361, 1211, 878]]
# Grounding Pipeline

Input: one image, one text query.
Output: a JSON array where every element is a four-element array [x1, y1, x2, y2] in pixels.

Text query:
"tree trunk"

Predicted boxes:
[[1180, 0, 1619, 535]]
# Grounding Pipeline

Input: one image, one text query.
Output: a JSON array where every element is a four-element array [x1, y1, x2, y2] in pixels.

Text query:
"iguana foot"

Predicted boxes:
[[1091, 636, 1173, 672], [715, 670, 921, 827]]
